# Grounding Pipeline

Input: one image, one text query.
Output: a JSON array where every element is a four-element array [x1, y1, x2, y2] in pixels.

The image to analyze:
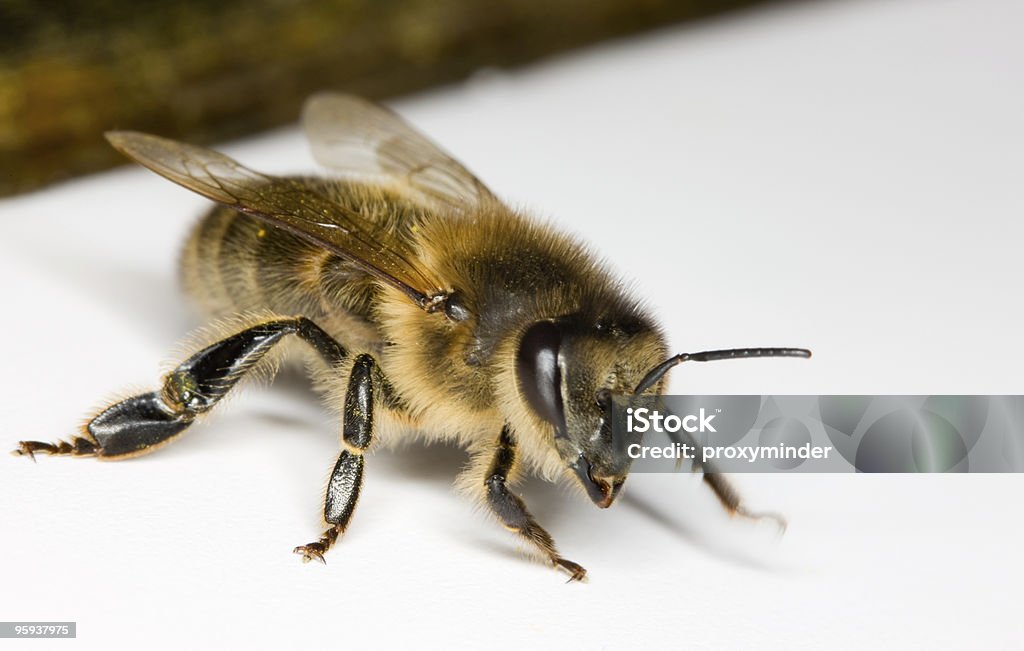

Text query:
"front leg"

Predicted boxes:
[[294, 353, 377, 564], [484, 426, 587, 582], [669, 428, 787, 533]]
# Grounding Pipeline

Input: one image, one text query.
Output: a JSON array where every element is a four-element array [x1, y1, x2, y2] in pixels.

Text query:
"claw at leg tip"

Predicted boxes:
[[12, 443, 36, 462], [733, 507, 788, 536], [293, 546, 326, 564]]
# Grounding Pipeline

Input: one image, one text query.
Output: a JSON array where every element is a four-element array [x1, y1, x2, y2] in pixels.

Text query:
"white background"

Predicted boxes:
[[2, 0, 1022, 648]]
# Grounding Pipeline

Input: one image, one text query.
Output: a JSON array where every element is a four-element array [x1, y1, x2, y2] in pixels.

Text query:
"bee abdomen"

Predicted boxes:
[[180, 206, 373, 326]]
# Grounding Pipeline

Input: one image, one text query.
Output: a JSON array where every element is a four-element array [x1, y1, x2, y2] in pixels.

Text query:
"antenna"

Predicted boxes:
[[633, 347, 812, 395]]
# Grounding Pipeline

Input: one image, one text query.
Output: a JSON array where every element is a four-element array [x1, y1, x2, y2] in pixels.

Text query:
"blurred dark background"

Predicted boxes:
[[0, 0, 771, 196]]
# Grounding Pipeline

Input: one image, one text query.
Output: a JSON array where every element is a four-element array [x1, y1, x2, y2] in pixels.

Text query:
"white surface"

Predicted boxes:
[[2, 0, 1022, 648]]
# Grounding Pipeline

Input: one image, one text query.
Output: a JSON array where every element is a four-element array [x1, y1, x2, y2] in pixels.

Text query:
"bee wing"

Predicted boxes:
[[106, 131, 448, 311], [302, 92, 498, 212]]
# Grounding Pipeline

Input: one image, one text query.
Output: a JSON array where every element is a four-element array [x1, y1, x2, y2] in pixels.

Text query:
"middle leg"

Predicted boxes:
[[294, 353, 380, 563]]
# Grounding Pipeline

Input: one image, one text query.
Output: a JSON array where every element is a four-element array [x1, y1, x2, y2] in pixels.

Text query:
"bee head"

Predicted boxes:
[[515, 318, 666, 508]]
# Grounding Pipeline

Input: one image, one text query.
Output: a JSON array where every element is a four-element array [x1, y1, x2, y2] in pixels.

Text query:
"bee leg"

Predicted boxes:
[[13, 317, 347, 461], [13, 437, 98, 461], [484, 426, 587, 582], [670, 430, 787, 533], [294, 354, 377, 564], [702, 471, 787, 534]]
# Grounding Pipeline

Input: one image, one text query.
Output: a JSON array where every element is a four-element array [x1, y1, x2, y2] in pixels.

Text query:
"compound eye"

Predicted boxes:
[[516, 321, 567, 436]]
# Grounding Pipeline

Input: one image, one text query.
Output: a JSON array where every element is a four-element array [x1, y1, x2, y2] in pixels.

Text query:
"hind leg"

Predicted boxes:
[[13, 316, 346, 461], [14, 437, 98, 460]]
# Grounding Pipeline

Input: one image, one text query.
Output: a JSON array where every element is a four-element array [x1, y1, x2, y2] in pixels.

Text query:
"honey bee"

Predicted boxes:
[[14, 93, 810, 581]]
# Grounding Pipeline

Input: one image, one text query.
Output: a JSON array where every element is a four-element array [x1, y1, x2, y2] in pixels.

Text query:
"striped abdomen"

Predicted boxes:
[[179, 200, 389, 351]]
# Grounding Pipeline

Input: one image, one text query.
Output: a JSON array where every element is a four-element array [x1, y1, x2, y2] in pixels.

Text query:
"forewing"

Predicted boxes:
[[302, 93, 497, 212], [106, 131, 447, 310]]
